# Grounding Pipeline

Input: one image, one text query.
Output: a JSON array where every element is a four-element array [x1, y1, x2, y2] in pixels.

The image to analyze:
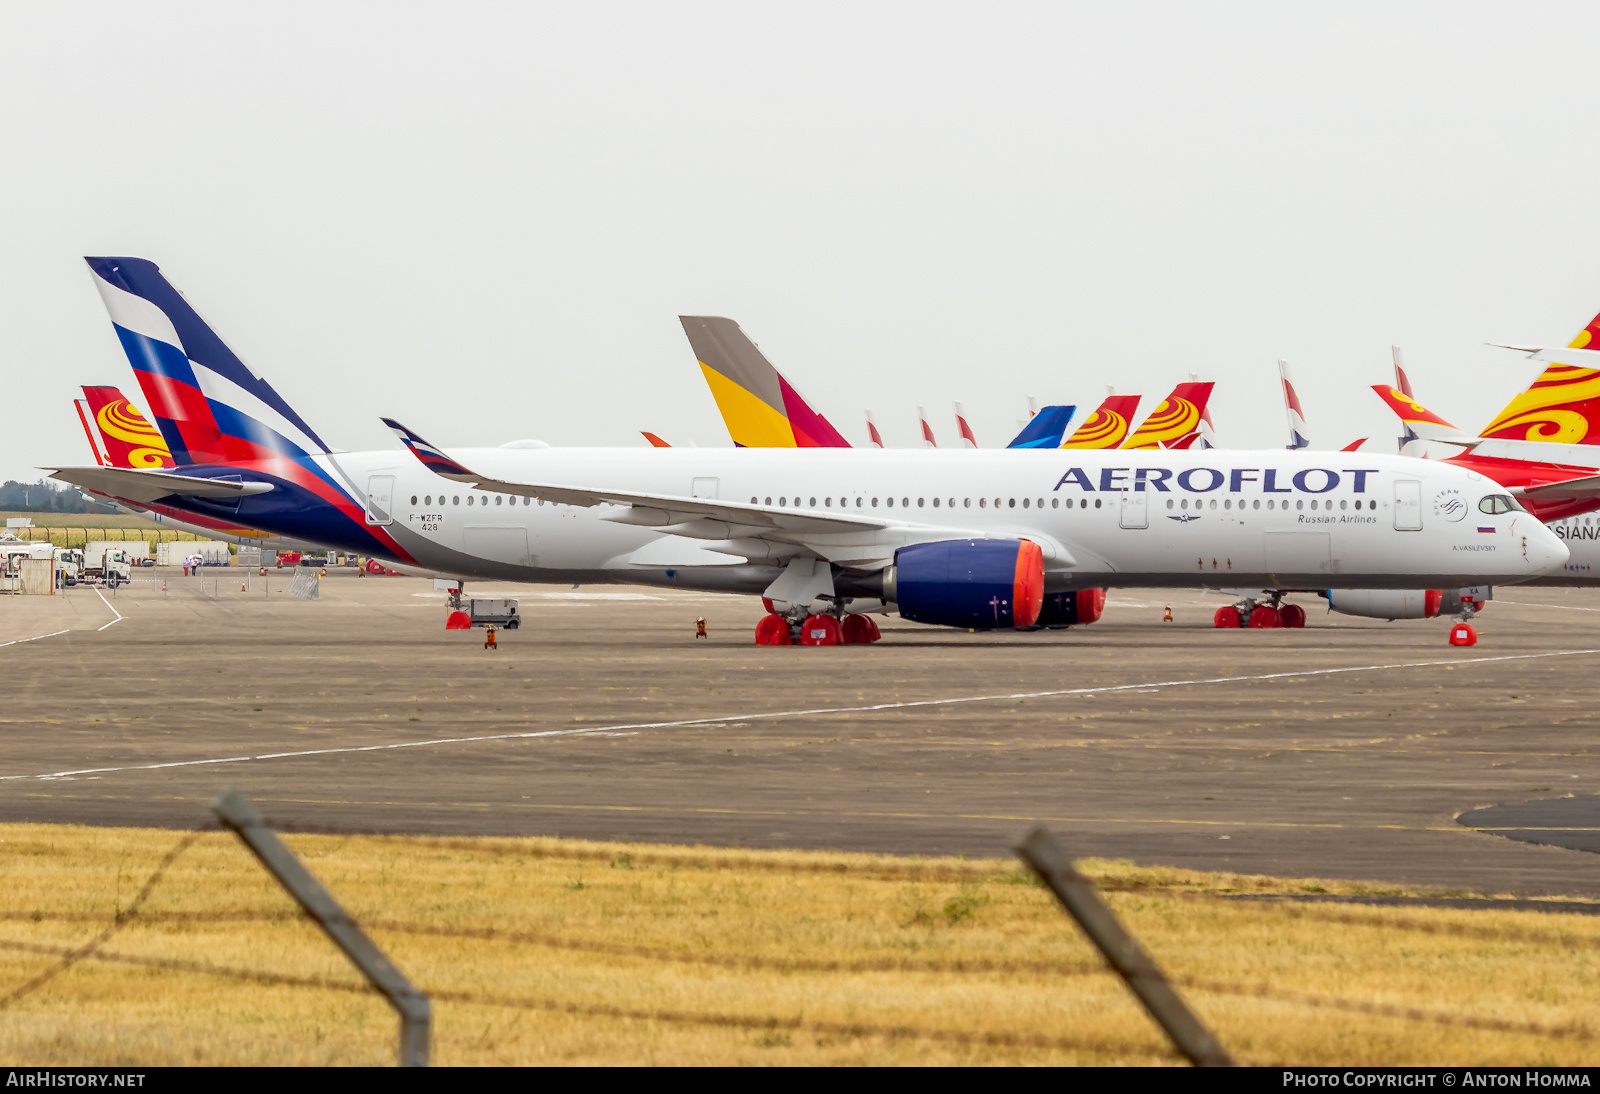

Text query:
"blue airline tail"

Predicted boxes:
[[1006, 405, 1075, 449]]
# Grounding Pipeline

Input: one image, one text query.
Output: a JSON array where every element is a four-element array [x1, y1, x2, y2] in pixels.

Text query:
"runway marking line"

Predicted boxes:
[[94, 588, 123, 631], [8, 645, 1600, 783], [0, 630, 70, 649], [30, 791, 1505, 836]]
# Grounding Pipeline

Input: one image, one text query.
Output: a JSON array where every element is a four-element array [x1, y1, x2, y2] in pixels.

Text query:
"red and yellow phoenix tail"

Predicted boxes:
[[1122, 382, 1214, 449], [1060, 394, 1141, 449], [77, 385, 176, 469], [1479, 356, 1600, 445]]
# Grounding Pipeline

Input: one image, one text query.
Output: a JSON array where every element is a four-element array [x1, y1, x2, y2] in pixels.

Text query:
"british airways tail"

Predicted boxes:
[[1277, 360, 1309, 449], [84, 258, 333, 465], [1006, 405, 1075, 448]]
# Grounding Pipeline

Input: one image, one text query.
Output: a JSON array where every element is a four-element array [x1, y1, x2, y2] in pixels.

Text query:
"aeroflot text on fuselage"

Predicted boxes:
[[1053, 466, 1378, 494]]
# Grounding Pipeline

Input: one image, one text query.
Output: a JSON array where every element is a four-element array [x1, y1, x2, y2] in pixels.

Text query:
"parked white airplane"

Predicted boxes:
[[50, 258, 1570, 643]]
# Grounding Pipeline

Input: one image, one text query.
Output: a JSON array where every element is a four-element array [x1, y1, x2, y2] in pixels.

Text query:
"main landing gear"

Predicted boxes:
[[1213, 592, 1306, 630], [755, 607, 882, 646]]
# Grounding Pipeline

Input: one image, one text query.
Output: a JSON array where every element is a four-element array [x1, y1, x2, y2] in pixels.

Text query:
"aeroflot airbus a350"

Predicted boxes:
[[49, 257, 1568, 641]]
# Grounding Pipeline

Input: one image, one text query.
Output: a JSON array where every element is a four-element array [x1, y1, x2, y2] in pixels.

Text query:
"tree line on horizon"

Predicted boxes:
[[0, 479, 117, 514]]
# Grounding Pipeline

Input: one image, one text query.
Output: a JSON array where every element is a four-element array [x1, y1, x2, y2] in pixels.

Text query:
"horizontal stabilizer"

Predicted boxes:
[[45, 466, 275, 504], [1517, 474, 1600, 500], [1370, 385, 1477, 444]]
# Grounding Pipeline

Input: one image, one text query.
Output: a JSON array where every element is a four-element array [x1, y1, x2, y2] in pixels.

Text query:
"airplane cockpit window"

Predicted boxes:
[[1479, 495, 1519, 515]]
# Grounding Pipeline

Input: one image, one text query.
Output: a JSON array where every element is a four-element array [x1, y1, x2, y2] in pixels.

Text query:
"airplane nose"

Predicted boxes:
[[1523, 521, 1569, 574]]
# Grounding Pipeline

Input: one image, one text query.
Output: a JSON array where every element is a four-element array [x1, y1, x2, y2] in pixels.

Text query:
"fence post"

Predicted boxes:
[[212, 789, 431, 1066], [1014, 827, 1233, 1067]]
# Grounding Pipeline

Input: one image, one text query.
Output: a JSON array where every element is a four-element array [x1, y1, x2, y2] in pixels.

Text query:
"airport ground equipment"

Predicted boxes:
[[1016, 828, 1233, 1067], [466, 598, 520, 629], [213, 790, 430, 1066], [80, 544, 133, 587]]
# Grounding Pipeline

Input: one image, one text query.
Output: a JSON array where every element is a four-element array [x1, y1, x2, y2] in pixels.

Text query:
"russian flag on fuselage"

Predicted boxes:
[[85, 258, 331, 466]]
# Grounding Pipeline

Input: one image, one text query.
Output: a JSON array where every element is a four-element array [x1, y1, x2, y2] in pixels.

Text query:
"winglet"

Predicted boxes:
[[381, 418, 478, 480], [641, 431, 672, 448]]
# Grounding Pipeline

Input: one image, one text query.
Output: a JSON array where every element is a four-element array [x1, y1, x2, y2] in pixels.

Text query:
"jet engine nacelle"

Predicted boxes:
[[1037, 588, 1106, 627], [1324, 589, 1444, 620], [882, 539, 1044, 630]]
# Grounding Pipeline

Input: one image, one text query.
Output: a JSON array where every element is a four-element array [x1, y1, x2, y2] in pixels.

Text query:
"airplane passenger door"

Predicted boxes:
[[692, 477, 719, 500], [1393, 480, 1422, 531], [365, 475, 396, 526], [1119, 491, 1148, 529]]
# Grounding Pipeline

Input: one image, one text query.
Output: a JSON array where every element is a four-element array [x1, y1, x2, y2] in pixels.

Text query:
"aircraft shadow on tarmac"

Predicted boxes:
[[1459, 795, 1600, 855]]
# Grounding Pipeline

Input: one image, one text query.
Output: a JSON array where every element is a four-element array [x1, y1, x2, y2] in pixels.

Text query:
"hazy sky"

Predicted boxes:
[[5, 2, 1600, 483]]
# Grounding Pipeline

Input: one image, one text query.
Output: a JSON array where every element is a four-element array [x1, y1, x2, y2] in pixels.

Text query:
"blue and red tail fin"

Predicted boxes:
[[84, 257, 332, 466]]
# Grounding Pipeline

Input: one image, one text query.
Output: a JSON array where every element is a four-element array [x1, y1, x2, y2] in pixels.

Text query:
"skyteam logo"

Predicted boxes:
[[1433, 488, 1467, 522]]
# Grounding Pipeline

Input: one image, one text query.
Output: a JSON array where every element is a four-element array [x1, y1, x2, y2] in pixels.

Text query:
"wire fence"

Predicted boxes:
[[2, 809, 1596, 1066]]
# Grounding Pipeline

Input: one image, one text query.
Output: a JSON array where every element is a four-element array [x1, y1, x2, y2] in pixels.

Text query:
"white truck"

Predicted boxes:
[[82, 542, 135, 587], [53, 548, 84, 587]]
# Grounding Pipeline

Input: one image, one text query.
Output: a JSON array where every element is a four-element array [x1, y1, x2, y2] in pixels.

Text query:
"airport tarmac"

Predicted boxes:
[[3, 568, 1600, 897]]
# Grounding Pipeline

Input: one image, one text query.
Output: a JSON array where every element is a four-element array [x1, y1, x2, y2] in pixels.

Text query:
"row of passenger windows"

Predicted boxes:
[[408, 491, 1380, 512], [1169, 497, 1374, 511], [754, 495, 1075, 510], [412, 494, 541, 507], [749, 495, 1376, 511]]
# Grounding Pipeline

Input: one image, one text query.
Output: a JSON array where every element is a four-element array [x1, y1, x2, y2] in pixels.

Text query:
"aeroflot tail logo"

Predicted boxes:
[[1053, 467, 1379, 494]]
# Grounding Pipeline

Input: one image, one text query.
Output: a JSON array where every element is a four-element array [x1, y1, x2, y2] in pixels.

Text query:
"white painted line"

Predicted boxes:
[[0, 629, 69, 649], [8, 646, 1600, 784], [1496, 600, 1600, 613], [94, 587, 123, 631]]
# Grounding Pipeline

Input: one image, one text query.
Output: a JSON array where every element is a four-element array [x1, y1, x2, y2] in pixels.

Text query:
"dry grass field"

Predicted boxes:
[[0, 822, 1597, 1066]]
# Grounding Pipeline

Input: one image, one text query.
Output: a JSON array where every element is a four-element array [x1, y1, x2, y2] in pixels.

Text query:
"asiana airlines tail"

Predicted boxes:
[[47, 257, 1569, 642]]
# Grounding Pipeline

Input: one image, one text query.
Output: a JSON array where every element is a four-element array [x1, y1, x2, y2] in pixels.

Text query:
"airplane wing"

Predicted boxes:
[[1370, 385, 1479, 445], [44, 466, 275, 504], [381, 418, 1077, 568], [1515, 474, 1600, 501], [382, 418, 886, 533]]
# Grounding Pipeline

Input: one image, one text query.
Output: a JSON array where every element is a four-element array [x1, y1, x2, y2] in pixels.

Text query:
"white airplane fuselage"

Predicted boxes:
[[164, 446, 1568, 597]]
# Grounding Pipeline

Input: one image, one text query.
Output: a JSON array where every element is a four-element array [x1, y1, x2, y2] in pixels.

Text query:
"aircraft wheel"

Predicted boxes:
[[445, 610, 472, 631], [1279, 604, 1307, 628], [1449, 621, 1477, 646], [754, 613, 792, 646], [800, 614, 843, 646], [1212, 607, 1240, 628], [841, 614, 881, 644], [1247, 605, 1281, 628]]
